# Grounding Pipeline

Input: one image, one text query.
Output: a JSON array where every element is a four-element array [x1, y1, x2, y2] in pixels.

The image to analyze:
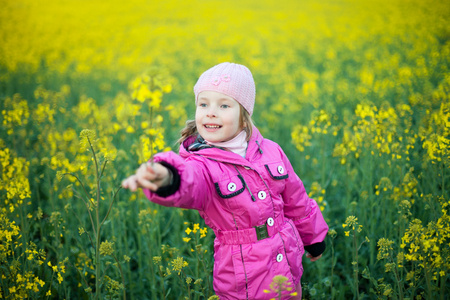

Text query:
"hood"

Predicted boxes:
[[179, 126, 264, 167]]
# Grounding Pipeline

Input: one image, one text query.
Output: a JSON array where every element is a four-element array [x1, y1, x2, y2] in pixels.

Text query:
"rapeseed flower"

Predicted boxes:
[[100, 240, 114, 256], [263, 275, 297, 298], [171, 257, 188, 275]]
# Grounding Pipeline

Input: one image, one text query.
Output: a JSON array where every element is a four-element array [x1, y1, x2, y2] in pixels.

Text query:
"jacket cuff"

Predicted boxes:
[[154, 161, 181, 197], [304, 240, 326, 257]]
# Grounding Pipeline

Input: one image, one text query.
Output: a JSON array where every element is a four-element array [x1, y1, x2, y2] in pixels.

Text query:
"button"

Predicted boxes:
[[258, 191, 267, 200], [276, 253, 283, 262], [227, 182, 237, 192], [277, 165, 284, 174], [267, 217, 274, 226]]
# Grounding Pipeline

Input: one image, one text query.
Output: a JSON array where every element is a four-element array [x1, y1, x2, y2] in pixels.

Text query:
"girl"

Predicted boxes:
[[122, 62, 329, 299]]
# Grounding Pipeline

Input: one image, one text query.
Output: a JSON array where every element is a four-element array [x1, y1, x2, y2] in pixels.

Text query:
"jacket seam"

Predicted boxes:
[[256, 172, 276, 215], [278, 232, 296, 286], [287, 220, 303, 254]]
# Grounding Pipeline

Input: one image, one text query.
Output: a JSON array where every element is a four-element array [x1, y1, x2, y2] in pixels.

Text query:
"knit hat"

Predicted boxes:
[[194, 62, 256, 116]]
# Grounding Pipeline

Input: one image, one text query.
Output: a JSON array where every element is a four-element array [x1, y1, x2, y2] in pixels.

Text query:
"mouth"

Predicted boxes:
[[204, 124, 222, 129]]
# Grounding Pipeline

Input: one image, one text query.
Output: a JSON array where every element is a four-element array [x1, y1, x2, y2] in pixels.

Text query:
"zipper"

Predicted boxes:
[[232, 213, 249, 299], [240, 244, 249, 299]]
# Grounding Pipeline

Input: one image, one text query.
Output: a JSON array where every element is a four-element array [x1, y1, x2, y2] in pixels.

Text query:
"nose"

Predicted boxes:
[[206, 106, 217, 118]]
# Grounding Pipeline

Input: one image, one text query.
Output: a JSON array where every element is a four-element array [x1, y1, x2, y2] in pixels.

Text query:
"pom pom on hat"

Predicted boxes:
[[194, 62, 256, 116]]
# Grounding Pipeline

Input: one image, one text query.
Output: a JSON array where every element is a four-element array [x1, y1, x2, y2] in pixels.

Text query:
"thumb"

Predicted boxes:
[[146, 161, 157, 174]]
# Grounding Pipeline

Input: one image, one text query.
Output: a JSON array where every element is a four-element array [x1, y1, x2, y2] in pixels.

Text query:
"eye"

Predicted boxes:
[[199, 103, 207, 108], [221, 104, 230, 109]]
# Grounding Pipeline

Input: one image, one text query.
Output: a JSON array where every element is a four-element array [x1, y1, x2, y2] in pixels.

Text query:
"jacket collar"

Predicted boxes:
[[180, 126, 264, 167]]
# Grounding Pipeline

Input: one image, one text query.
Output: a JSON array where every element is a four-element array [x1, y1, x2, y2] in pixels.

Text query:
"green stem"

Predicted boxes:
[[440, 272, 446, 300], [331, 238, 335, 298], [69, 205, 95, 248], [64, 173, 96, 237], [424, 263, 432, 300], [99, 159, 108, 179], [181, 269, 191, 300], [198, 247, 211, 296], [87, 137, 101, 300], [442, 161, 445, 197], [150, 106, 154, 164], [390, 253, 404, 300], [100, 185, 122, 227], [353, 231, 359, 300], [112, 254, 126, 300], [158, 266, 166, 300]]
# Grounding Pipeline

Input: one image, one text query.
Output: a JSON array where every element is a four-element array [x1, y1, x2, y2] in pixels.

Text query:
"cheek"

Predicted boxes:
[[195, 110, 202, 124]]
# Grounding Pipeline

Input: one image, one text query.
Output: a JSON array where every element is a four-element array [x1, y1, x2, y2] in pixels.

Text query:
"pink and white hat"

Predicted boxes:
[[193, 62, 256, 116]]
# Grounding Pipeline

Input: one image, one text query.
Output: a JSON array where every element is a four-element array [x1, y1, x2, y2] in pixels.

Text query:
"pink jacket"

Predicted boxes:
[[144, 127, 329, 299]]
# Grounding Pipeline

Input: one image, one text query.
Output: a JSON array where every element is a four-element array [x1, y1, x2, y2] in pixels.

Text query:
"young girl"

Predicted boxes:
[[122, 62, 329, 299]]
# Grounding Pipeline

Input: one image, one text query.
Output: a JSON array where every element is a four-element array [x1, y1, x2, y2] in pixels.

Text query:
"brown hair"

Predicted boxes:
[[178, 105, 254, 144]]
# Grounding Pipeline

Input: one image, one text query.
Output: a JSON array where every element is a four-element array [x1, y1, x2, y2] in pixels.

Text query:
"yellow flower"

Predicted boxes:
[[57, 272, 63, 283], [79, 129, 96, 149], [99, 240, 114, 256], [171, 256, 188, 275], [345, 216, 358, 227], [185, 227, 192, 235], [152, 256, 162, 265], [193, 223, 200, 233]]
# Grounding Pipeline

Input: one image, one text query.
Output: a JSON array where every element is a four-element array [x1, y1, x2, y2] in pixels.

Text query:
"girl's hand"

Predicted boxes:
[[122, 162, 171, 192], [306, 253, 322, 262]]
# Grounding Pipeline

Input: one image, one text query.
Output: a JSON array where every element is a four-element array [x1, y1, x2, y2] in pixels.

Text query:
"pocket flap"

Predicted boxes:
[[215, 175, 246, 198], [264, 162, 289, 180]]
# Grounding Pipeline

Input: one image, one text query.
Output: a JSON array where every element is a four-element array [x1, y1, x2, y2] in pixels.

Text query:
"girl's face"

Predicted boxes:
[[195, 91, 242, 143]]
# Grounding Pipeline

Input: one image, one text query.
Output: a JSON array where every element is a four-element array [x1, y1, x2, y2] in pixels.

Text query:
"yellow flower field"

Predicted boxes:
[[1, 0, 449, 298]]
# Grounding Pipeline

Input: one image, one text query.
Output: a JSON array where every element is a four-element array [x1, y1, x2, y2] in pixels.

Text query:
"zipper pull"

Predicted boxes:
[[256, 140, 263, 154]]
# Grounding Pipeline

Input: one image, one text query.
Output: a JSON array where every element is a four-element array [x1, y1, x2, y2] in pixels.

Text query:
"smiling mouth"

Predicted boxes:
[[204, 125, 221, 129]]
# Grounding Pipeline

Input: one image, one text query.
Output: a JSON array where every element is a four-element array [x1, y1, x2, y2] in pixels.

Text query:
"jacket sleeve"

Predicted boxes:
[[142, 151, 212, 211], [279, 147, 329, 255]]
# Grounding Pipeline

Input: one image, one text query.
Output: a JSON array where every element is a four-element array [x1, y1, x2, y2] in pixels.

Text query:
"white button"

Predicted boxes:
[[258, 191, 266, 200], [267, 217, 274, 226], [227, 182, 237, 192], [276, 253, 283, 262], [277, 165, 284, 174]]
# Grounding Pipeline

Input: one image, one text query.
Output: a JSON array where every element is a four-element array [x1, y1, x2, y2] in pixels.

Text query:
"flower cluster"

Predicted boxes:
[[342, 216, 362, 237], [263, 275, 298, 298], [400, 196, 450, 281]]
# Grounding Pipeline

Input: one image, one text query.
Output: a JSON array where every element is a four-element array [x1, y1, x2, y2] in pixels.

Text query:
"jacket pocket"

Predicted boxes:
[[282, 220, 305, 282], [214, 174, 248, 214], [214, 174, 246, 198], [264, 161, 289, 180]]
